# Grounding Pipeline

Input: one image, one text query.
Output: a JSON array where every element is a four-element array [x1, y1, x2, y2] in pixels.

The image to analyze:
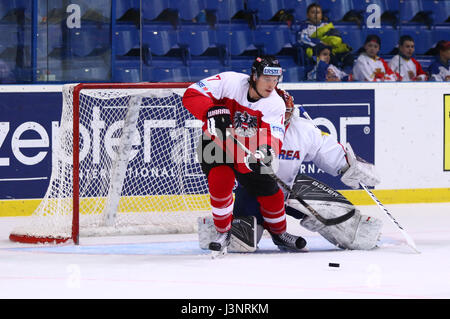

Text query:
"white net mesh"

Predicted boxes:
[[10, 83, 210, 242]]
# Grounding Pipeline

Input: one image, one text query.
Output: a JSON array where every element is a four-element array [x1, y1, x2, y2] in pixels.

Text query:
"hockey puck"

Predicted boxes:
[[328, 263, 340, 268]]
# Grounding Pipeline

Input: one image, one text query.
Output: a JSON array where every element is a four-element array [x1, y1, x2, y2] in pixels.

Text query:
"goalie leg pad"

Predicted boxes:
[[314, 210, 383, 250], [347, 214, 383, 250], [197, 216, 262, 253], [289, 199, 383, 250], [198, 216, 217, 250], [286, 174, 383, 250]]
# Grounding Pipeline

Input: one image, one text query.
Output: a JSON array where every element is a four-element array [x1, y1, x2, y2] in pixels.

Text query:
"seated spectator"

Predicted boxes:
[[307, 43, 351, 81], [428, 40, 450, 82], [296, 2, 353, 73], [352, 34, 398, 82], [388, 35, 427, 81]]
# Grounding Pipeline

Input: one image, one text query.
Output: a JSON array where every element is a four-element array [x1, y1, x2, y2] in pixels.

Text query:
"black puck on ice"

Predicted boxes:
[[328, 263, 340, 268]]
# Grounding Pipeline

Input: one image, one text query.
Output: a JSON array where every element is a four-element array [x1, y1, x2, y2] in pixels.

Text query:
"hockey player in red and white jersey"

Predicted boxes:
[[182, 56, 307, 254], [388, 35, 428, 81], [353, 34, 399, 82], [198, 88, 383, 252]]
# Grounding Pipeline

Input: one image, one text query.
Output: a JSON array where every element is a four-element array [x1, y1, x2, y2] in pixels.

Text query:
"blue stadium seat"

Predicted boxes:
[[399, 0, 425, 24], [67, 26, 110, 57], [254, 24, 291, 55], [178, 25, 217, 56], [116, 0, 139, 20], [320, 0, 356, 22], [0, 24, 31, 65], [434, 24, 450, 45], [114, 25, 140, 55], [69, 66, 110, 81], [282, 66, 305, 82], [144, 66, 190, 82], [216, 24, 255, 56], [0, 0, 32, 21], [142, 25, 179, 56], [354, 0, 388, 13], [0, 2, 17, 20], [36, 25, 63, 59], [0, 25, 19, 53], [170, 0, 206, 22], [246, 0, 284, 22], [142, 0, 170, 21], [290, 0, 316, 22], [79, 1, 111, 22], [337, 24, 364, 52], [400, 25, 435, 55], [114, 67, 141, 82], [229, 57, 254, 74], [362, 26, 398, 55], [415, 56, 433, 69], [354, 0, 399, 25], [423, 0, 450, 24], [204, 0, 246, 22], [189, 66, 223, 81]]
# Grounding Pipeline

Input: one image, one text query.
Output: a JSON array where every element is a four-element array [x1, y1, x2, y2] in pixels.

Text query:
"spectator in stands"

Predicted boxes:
[[352, 34, 398, 82], [296, 2, 354, 73], [388, 35, 428, 81], [307, 43, 351, 81], [428, 40, 450, 82]]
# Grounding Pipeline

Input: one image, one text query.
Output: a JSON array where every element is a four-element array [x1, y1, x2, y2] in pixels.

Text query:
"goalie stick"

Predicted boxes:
[[298, 105, 420, 253], [226, 132, 355, 226]]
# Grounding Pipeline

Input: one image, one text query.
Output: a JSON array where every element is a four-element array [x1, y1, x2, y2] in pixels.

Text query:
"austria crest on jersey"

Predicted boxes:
[[233, 111, 258, 137]]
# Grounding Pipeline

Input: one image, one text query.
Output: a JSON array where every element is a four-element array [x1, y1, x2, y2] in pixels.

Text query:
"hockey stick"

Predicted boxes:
[[299, 105, 420, 253], [226, 132, 355, 226], [360, 183, 420, 253]]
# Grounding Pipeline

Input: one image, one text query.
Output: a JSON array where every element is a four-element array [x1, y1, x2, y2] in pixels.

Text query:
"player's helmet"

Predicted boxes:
[[249, 56, 283, 98], [251, 55, 283, 81]]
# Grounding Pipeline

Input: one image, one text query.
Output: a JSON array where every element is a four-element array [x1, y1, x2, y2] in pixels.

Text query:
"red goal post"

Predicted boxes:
[[10, 82, 211, 244]]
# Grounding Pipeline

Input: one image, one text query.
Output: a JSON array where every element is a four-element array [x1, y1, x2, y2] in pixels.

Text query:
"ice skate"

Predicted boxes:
[[270, 232, 307, 252], [209, 231, 231, 258]]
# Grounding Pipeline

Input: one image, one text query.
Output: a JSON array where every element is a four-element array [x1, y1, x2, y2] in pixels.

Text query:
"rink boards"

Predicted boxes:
[[0, 82, 449, 216]]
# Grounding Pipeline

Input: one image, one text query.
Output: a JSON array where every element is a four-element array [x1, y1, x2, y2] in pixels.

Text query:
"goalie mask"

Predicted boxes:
[[275, 88, 295, 126]]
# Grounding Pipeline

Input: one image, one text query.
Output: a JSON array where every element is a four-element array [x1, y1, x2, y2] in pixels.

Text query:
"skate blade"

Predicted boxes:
[[211, 247, 228, 259], [277, 246, 309, 253]]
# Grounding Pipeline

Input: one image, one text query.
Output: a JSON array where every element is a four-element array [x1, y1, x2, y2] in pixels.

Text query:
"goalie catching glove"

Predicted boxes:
[[340, 143, 381, 189], [206, 106, 232, 140]]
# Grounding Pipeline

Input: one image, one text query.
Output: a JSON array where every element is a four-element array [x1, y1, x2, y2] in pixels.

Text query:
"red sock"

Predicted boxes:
[[257, 189, 286, 234], [208, 166, 235, 233]]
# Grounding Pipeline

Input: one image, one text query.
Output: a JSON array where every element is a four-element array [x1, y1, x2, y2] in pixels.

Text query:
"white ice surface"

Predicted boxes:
[[1, 203, 450, 299]]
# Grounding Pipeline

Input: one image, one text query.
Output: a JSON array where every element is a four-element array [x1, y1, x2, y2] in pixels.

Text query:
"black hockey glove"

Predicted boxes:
[[206, 106, 232, 140], [245, 144, 274, 174]]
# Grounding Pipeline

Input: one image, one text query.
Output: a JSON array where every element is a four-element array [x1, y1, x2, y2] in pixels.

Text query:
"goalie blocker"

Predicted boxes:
[[198, 174, 382, 251]]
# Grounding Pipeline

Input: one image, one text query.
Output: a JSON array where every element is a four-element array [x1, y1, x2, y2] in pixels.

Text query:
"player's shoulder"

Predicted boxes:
[[289, 115, 315, 130], [285, 115, 320, 143], [428, 60, 441, 72], [269, 88, 285, 104], [355, 53, 367, 63], [218, 71, 249, 82], [388, 54, 400, 64], [257, 89, 285, 113]]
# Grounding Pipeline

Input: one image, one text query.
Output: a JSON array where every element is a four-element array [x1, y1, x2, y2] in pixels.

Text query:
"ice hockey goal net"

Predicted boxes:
[[10, 82, 211, 244]]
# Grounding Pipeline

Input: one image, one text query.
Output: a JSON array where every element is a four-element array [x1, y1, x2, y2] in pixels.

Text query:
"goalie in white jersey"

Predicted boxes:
[[198, 88, 383, 252]]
